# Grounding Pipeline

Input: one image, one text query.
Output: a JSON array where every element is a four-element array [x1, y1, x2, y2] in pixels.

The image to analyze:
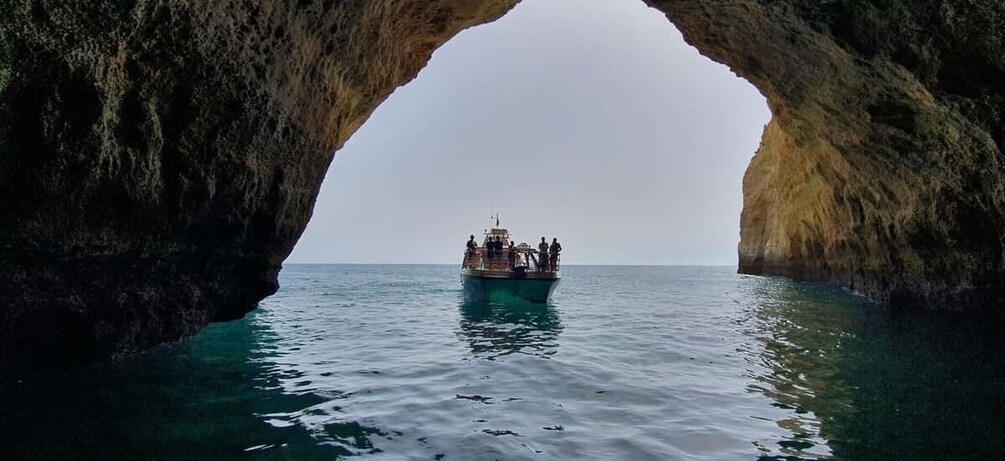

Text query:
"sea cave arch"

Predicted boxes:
[[287, 0, 769, 266], [1, 0, 1004, 362]]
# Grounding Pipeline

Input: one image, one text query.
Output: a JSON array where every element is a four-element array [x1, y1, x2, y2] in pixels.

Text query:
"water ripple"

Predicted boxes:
[[3, 265, 1005, 459]]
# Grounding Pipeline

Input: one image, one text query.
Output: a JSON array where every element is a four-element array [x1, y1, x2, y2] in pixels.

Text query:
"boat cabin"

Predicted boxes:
[[463, 228, 559, 273]]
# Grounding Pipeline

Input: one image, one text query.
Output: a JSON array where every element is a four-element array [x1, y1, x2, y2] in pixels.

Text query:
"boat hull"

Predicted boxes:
[[461, 272, 561, 303]]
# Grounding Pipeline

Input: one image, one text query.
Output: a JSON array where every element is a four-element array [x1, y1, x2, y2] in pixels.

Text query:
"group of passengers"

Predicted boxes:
[[464, 235, 562, 271], [537, 237, 562, 271], [484, 236, 512, 262]]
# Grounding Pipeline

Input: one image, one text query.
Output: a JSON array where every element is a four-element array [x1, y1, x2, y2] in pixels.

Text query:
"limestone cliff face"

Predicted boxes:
[[0, 0, 517, 363], [1, 0, 1004, 363], [648, 1, 1005, 310]]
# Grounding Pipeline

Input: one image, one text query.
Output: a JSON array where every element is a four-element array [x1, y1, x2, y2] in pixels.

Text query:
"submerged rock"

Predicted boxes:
[[1, 0, 1004, 363]]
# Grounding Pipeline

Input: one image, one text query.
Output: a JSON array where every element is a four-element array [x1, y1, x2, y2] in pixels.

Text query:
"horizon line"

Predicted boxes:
[[283, 262, 739, 267]]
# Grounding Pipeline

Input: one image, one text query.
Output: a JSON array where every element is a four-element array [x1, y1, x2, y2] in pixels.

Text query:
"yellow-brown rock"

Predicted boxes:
[[651, 1, 1005, 309], [1, 0, 1004, 363]]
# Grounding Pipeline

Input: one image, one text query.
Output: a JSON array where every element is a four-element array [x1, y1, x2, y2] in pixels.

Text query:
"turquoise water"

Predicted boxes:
[[2, 265, 1004, 459]]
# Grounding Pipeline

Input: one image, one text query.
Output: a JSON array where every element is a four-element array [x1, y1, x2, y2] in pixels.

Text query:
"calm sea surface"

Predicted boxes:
[[3, 265, 1005, 459]]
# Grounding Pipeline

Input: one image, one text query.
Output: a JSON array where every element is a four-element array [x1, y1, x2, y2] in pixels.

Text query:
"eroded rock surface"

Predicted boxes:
[[0, 0, 517, 363], [1, 0, 1004, 363], [649, 1, 1005, 310]]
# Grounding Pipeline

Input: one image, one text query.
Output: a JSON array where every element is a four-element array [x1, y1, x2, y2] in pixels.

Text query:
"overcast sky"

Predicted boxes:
[[286, 0, 769, 265]]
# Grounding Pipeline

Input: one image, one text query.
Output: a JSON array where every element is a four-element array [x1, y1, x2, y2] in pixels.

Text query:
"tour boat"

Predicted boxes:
[[461, 227, 561, 303]]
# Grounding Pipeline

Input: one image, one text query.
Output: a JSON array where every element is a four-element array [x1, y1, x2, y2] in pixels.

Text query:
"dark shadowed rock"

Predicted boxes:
[[0, 0, 517, 364], [1, 0, 1004, 364]]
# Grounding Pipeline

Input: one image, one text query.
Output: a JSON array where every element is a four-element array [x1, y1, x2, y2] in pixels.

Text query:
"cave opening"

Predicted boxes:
[[287, 0, 769, 266]]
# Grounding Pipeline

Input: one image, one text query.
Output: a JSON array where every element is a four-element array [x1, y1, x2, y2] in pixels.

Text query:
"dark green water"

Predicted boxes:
[[2, 265, 1003, 459]]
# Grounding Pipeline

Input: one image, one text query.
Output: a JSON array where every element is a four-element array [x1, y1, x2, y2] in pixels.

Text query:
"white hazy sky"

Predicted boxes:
[[287, 0, 769, 265]]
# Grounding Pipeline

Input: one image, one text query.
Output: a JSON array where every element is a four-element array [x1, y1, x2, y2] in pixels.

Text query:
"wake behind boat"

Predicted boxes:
[[461, 226, 562, 303]]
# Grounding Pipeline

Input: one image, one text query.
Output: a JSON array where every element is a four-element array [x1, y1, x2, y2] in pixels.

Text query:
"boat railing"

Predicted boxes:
[[462, 248, 560, 272]]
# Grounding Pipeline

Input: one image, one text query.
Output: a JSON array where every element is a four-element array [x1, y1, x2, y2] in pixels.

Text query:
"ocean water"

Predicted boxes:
[[2, 265, 1005, 460]]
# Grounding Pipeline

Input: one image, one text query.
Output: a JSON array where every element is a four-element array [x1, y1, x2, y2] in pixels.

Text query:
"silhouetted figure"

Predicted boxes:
[[465, 235, 477, 267], [491, 236, 503, 267], [537, 237, 549, 271], [549, 237, 562, 270], [486, 236, 495, 262]]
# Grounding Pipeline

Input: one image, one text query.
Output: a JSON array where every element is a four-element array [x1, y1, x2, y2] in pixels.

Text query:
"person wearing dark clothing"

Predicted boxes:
[[538, 237, 549, 271], [508, 240, 516, 268], [549, 238, 562, 270], [465, 235, 477, 267], [490, 236, 502, 266]]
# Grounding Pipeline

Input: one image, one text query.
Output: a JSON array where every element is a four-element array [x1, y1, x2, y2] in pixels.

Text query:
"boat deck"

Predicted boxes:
[[461, 227, 562, 302], [461, 267, 560, 280]]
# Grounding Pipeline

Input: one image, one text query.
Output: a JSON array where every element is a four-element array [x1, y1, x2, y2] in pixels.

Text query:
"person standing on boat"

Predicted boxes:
[[538, 237, 550, 271], [538, 237, 549, 255], [466, 235, 477, 267], [493, 236, 504, 267], [549, 238, 562, 271]]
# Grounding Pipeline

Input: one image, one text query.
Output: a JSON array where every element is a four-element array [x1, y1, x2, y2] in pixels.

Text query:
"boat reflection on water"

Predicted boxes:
[[457, 300, 563, 360]]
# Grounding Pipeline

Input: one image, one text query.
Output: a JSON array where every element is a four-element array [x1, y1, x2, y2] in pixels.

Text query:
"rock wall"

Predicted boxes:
[[648, 1, 1005, 310], [0, 0, 517, 363], [1, 0, 1004, 363]]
